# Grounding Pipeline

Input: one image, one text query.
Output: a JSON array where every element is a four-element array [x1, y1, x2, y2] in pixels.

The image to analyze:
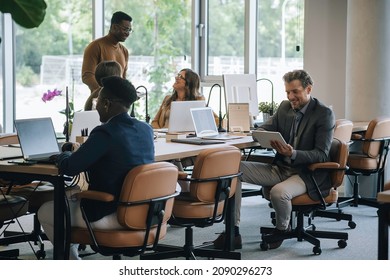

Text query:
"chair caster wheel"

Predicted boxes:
[[338, 239, 347, 248], [312, 246, 322, 255], [36, 250, 46, 259], [260, 242, 269, 251], [348, 221, 356, 229]]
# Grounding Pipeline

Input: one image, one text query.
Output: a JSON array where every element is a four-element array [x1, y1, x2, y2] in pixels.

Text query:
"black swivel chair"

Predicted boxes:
[[0, 191, 29, 259]]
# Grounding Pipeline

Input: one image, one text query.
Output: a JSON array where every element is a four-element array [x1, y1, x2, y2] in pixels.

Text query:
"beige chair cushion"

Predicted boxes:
[[71, 162, 178, 249], [71, 224, 168, 247]]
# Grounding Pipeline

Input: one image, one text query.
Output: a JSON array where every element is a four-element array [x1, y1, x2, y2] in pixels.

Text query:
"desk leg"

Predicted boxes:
[[53, 176, 66, 260], [378, 203, 389, 260], [225, 195, 235, 251]]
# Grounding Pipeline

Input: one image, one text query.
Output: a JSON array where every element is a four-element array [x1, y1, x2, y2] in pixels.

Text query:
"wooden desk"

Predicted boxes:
[[0, 161, 65, 260], [352, 121, 369, 133], [0, 136, 257, 259], [154, 136, 258, 161]]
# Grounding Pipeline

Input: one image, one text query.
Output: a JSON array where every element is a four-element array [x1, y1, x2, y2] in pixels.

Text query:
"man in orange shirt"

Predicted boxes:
[[81, 11, 132, 93]]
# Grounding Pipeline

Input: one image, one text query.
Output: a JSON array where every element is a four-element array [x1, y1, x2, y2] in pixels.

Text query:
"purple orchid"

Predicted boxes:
[[41, 89, 62, 102]]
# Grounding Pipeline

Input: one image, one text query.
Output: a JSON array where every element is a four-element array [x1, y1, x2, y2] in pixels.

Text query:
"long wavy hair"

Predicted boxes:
[[164, 68, 201, 108]]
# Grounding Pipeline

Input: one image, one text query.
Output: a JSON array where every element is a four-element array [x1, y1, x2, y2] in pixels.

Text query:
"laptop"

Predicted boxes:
[[168, 100, 205, 133], [190, 107, 244, 140], [170, 138, 225, 145], [70, 111, 101, 142], [14, 117, 61, 163]]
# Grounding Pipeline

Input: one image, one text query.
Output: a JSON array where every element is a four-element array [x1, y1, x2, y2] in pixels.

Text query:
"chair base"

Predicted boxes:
[[312, 208, 356, 229], [140, 227, 241, 260], [260, 210, 348, 255], [0, 248, 19, 260], [141, 243, 241, 260], [338, 196, 379, 208], [0, 214, 48, 259]]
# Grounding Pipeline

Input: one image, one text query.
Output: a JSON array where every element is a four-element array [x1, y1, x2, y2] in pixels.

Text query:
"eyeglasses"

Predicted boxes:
[[176, 73, 186, 81], [115, 24, 133, 34]]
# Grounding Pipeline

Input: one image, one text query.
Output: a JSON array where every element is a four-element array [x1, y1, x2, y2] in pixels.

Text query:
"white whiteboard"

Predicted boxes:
[[223, 74, 259, 117]]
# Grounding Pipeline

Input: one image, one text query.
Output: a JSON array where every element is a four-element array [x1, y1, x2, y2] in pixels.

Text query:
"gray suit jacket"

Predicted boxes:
[[260, 97, 335, 200]]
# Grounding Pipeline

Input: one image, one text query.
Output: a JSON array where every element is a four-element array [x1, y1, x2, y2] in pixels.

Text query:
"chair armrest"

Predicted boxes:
[[351, 133, 363, 140], [351, 135, 390, 142], [377, 190, 390, 203], [178, 171, 189, 180], [385, 181, 390, 191], [75, 190, 115, 202], [307, 162, 340, 172]]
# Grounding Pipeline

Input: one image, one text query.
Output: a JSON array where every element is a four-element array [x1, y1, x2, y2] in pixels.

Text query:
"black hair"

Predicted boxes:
[[101, 76, 137, 108], [111, 11, 132, 25]]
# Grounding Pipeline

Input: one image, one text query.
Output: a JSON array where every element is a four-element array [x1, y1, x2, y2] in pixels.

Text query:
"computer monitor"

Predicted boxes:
[[168, 100, 205, 133], [70, 111, 101, 142], [223, 74, 259, 118]]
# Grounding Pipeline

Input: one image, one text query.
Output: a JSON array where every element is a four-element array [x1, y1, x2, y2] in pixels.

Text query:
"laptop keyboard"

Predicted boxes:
[[171, 138, 225, 145]]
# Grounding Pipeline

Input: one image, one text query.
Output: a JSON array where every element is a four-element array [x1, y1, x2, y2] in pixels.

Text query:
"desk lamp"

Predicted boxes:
[[256, 78, 274, 116], [64, 86, 70, 142], [206, 83, 226, 132], [131, 85, 150, 123]]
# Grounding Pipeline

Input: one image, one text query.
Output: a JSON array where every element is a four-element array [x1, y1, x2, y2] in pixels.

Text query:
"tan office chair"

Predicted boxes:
[[141, 146, 242, 260], [0, 191, 29, 259], [70, 162, 179, 260], [260, 138, 349, 255], [377, 181, 390, 259], [311, 119, 356, 228], [333, 119, 353, 143], [338, 117, 390, 208]]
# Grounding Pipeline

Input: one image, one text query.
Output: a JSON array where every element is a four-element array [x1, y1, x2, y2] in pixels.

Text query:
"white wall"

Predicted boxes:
[[304, 0, 347, 119]]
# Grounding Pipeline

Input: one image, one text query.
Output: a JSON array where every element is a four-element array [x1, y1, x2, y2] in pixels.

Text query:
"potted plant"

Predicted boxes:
[[258, 101, 279, 121], [0, 0, 47, 29]]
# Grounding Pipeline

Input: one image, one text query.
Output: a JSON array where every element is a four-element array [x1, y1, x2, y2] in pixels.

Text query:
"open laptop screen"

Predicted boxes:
[[14, 117, 60, 161], [190, 107, 219, 137]]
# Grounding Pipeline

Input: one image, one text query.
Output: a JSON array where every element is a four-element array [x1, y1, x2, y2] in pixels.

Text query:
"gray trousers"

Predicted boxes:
[[235, 160, 306, 230]]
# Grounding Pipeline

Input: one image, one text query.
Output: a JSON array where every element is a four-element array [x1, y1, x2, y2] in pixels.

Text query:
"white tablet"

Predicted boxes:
[[251, 130, 287, 149]]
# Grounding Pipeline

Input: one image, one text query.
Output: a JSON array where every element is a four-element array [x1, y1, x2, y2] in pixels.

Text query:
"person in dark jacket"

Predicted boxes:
[[38, 76, 154, 259], [213, 69, 335, 250]]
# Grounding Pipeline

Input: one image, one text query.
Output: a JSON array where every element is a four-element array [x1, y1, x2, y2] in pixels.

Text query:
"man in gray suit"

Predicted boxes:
[[214, 69, 335, 250]]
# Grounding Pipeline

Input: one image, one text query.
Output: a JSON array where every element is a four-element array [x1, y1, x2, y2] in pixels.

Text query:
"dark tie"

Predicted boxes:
[[289, 111, 303, 147]]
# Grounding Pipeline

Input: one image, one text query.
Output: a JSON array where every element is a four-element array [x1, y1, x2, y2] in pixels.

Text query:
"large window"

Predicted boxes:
[[2, 0, 305, 133], [14, 0, 92, 132], [105, 0, 192, 121], [257, 0, 304, 106], [0, 15, 3, 132], [207, 0, 245, 76]]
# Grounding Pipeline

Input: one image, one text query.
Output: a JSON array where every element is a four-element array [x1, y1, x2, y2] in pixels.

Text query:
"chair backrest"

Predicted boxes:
[[0, 194, 29, 224], [117, 162, 178, 229], [334, 119, 353, 143], [363, 117, 390, 158], [329, 138, 349, 189], [190, 145, 241, 203]]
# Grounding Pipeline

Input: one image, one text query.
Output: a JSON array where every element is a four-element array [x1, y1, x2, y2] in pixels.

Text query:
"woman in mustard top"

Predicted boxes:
[[152, 68, 206, 129]]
